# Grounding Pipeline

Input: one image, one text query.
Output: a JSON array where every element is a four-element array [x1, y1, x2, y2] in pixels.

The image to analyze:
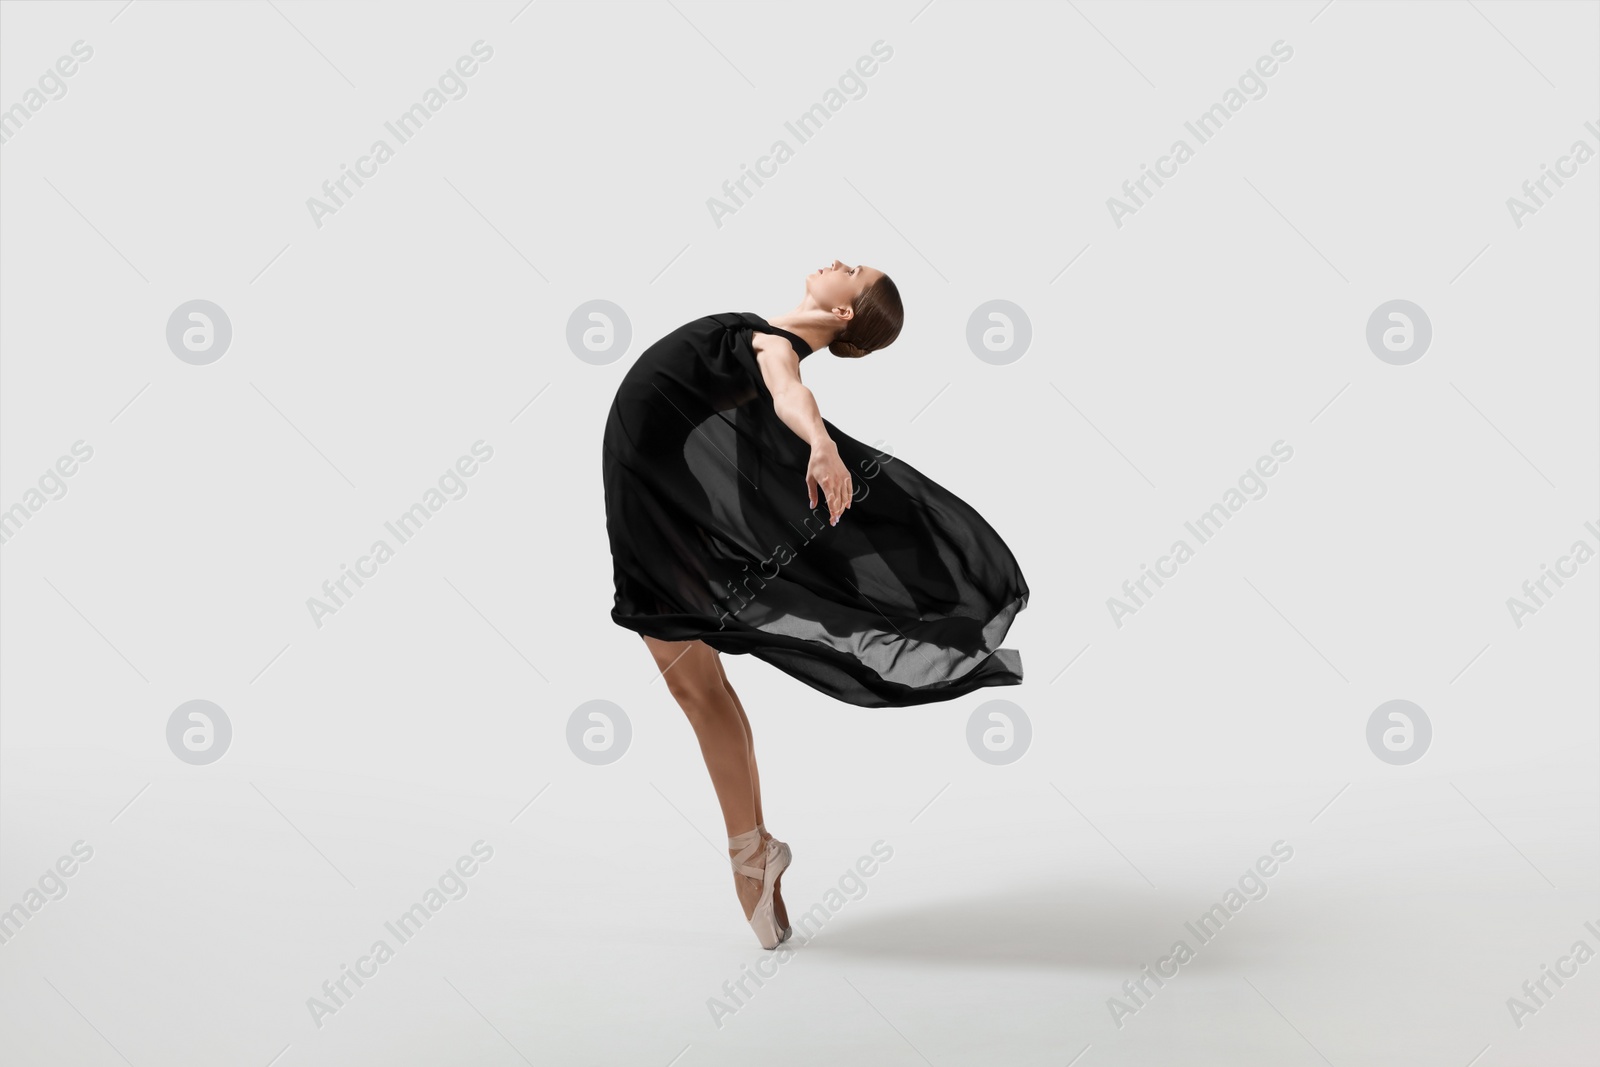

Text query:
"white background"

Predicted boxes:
[[1, 1, 1596, 1064]]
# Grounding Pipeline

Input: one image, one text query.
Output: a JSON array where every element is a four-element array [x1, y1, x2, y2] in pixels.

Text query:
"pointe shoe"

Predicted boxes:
[[758, 822, 792, 944], [729, 827, 791, 949]]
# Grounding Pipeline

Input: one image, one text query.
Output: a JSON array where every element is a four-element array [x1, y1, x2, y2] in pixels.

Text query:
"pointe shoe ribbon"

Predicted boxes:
[[727, 828, 768, 880], [728, 826, 790, 949], [756, 822, 792, 944]]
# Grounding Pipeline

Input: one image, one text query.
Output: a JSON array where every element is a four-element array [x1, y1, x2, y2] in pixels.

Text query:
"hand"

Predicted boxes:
[[805, 440, 853, 526]]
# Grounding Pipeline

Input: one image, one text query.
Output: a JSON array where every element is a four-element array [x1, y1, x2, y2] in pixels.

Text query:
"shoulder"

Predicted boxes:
[[749, 330, 800, 357], [750, 331, 803, 392], [751, 331, 803, 382]]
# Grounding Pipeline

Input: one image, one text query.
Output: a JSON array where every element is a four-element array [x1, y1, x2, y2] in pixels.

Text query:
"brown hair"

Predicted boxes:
[[828, 272, 903, 358]]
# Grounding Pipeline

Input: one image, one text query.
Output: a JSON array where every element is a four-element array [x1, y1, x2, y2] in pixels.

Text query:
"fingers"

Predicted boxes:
[[809, 462, 854, 525]]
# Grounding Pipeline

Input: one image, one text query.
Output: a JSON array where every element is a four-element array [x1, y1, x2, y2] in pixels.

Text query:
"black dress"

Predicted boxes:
[[602, 311, 1027, 708]]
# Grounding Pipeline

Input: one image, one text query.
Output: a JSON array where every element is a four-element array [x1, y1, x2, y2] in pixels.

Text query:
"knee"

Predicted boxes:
[[663, 671, 723, 714], [668, 681, 742, 734]]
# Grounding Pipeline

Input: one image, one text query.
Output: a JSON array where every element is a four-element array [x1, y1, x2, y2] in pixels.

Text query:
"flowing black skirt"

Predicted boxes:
[[602, 311, 1027, 708]]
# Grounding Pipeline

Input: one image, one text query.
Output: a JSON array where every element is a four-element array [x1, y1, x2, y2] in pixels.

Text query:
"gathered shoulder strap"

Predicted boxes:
[[739, 312, 814, 358]]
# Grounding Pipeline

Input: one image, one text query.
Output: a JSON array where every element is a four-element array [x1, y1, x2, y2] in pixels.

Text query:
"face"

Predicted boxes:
[[806, 258, 884, 316]]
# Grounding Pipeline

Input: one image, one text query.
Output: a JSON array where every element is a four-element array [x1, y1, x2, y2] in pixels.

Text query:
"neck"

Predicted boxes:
[[764, 308, 837, 356]]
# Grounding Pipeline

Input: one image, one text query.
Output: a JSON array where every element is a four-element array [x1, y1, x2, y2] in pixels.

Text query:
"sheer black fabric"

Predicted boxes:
[[602, 311, 1027, 708]]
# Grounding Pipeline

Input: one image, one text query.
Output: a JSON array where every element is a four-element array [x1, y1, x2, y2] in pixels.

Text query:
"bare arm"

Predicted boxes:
[[752, 333, 853, 525], [754, 335, 827, 447]]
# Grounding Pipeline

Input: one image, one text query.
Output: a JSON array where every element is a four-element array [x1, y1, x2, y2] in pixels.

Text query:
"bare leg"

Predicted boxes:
[[711, 653, 764, 829], [642, 635, 765, 919], [710, 653, 787, 934]]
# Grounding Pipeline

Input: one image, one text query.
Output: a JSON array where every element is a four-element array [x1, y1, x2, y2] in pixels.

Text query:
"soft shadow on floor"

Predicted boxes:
[[784, 879, 1290, 971]]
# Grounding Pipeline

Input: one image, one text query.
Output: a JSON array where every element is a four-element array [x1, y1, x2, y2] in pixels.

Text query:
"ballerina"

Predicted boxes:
[[602, 260, 1028, 946]]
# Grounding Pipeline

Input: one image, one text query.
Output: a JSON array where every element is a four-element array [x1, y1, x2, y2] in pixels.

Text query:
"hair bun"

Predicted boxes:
[[831, 340, 870, 359]]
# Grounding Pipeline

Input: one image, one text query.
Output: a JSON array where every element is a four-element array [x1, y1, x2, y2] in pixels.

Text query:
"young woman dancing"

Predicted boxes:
[[602, 260, 1028, 947]]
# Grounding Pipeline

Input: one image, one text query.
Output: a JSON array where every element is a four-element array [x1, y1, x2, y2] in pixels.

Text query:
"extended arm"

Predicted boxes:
[[753, 334, 853, 525]]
